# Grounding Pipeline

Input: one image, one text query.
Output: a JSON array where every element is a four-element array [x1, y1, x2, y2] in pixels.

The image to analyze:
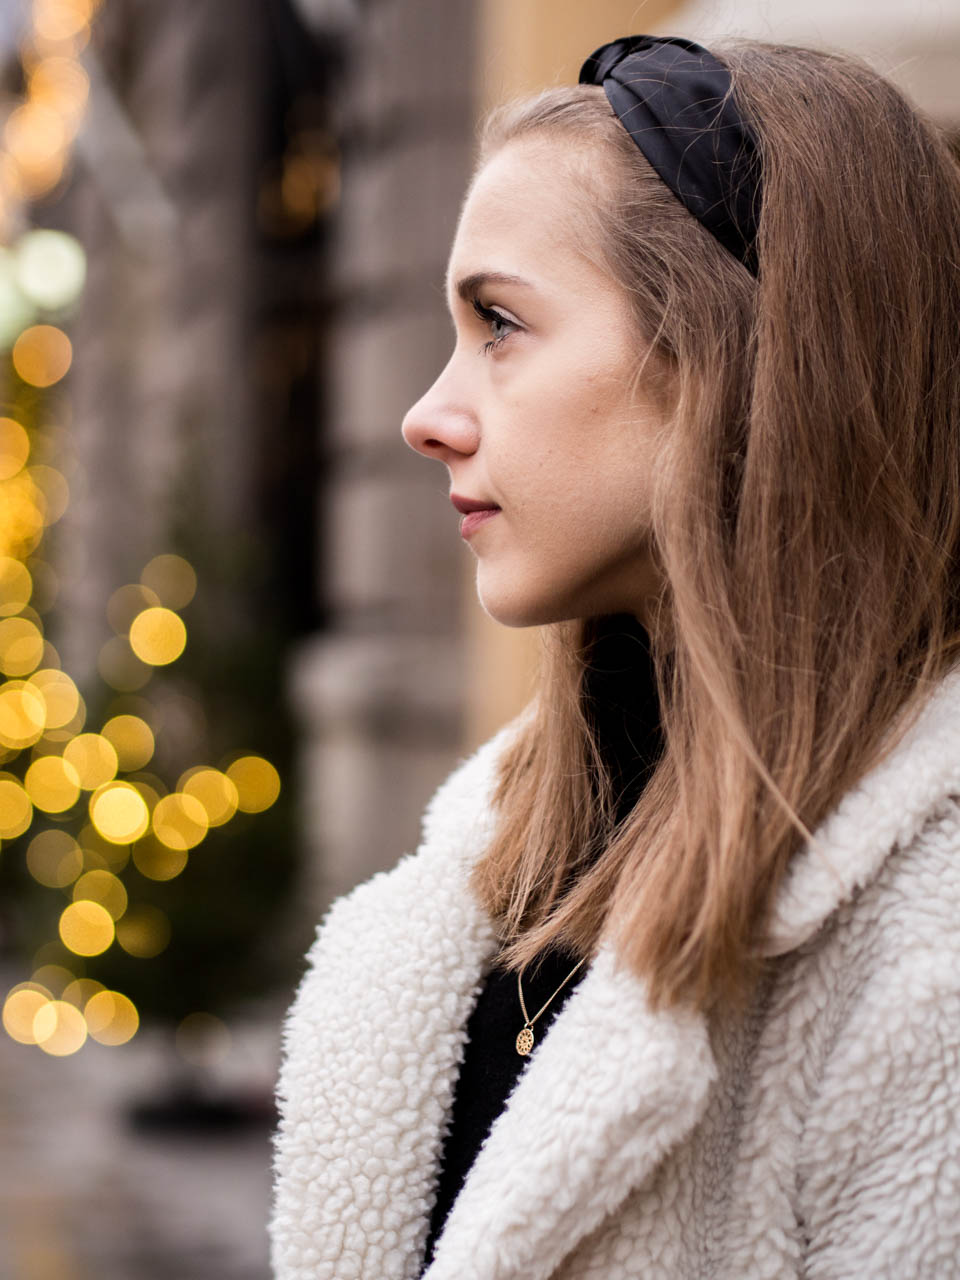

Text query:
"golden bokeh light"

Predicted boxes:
[[140, 554, 197, 610], [34, 999, 87, 1055], [176, 1011, 231, 1067], [100, 713, 154, 771], [59, 899, 114, 956], [0, 418, 30, 480], [84, 989, 138, 1046], [73, 868, 127, 920], [180, 766, 238, 827], [3, 985, 50, 1044], [32, 963, 74, 996], [0, 469, 45, 560], [28, 54, 90, 122], [61, 976, 104, 1009], [33, 0, 97, 43], [11, 324, 72, 387], [152, 792, 208, 850], [29, 667, 80, 729], [79, 826, 129, 875], [106, 583, 160, 635], [4, 100, 67, 167], [72, 870, 126, 921], [97, 635, 152, 691], [0, 773, 32, 839], [132, 832, 188, 882], [89, 780, 149, 844], [128, 606, 186, 666], [24, 752, 80, 812], [27, 464, 70, 524], [0, 615, 44, 676], [115, 904, 170, 958], [226, 754, 281, 813], [26, 828, 82, 886], [0, 679, 46, 748], [63, 732, 118, 789], [0, 557, 33, 616]]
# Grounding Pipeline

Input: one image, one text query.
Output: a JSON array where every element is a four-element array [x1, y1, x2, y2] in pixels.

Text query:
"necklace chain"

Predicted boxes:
[[515, 956, 587, 1056]]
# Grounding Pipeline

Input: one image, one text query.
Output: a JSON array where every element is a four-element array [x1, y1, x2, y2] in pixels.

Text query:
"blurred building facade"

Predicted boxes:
[[291, 0, 960, 918]]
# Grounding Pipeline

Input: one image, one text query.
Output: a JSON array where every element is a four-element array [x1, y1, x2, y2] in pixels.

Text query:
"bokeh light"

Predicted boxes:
[[152, 792, 208, 850], [32, 963, 73, 996], [0, 418, 30, 480], [115, 904, 170, 958], [58, 899, 114, 956], [128, 606, 186, 666], [131, 832, 188, 881], [0, 556, 33, 615], [24, 752, 80, 812], [34, 999, 87, 1055], [0, 679, 46, 748], [0, 615, 44, 675], [14, 229, 86, 309], [61, 976, 104, 1009], [11, 324, 72, 386], [106, 583, 160, 634], [28, 463, 70, 523], [97, 635, 152, 691], [100, 713, 154, 771], [3, 985, 51, 1044], [29, 666, 80, 728], [28, 54, 90, 125], [226, 754, 281, 813], [180, 766, 238, 827], [63, 732, 118, 789], [89, 780, 149, 844], [33, 0, 97, 44], [0, 772, 32, 838], [73, 868, 127, 920], [85, 989, 138, 1046], [140, 554, 197, 609], [26, 828, 82, 886]]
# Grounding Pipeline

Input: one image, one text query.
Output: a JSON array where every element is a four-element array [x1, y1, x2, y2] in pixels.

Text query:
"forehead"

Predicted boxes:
[[446, 139, 600, 303]]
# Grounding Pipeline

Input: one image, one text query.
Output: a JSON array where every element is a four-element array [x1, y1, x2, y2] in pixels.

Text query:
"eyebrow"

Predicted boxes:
[[449, 270, 535, 307]]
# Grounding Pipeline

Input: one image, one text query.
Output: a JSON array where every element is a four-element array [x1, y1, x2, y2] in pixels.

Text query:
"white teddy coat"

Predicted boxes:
[[269, 673, 960, 1280]]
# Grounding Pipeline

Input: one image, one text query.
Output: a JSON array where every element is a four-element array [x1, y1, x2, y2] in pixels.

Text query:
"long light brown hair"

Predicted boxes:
[[470, 41, 960, 1012]]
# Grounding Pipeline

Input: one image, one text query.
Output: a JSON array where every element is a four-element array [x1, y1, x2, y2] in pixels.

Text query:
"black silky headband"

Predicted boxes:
[[579, 35, 761, 275]]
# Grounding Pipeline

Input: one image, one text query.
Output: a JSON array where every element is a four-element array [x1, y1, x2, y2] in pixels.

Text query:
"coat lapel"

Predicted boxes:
[[425, 947, 714, 1280]]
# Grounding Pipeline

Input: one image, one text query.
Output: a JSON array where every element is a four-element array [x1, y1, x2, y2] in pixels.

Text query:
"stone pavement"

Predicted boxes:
[[0, 993, 285, 1280]]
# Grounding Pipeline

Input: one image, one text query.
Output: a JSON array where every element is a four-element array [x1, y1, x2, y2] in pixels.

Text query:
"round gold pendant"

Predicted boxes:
[[516, 1025, 534, 1056]]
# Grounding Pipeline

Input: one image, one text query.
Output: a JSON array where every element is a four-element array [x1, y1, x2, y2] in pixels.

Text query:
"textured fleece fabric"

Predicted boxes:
[[269, 672, 960, 1280]]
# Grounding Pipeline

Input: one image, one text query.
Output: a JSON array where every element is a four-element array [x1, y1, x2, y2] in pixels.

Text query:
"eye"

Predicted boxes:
[[471, 298, 519, 354]]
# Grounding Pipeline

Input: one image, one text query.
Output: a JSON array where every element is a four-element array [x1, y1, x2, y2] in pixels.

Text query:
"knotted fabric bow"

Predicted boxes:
[[579, 35, 761, 275]]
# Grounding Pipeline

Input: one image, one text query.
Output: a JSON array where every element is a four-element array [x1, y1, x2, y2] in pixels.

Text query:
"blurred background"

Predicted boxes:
[[0, 0, 956, 1276]]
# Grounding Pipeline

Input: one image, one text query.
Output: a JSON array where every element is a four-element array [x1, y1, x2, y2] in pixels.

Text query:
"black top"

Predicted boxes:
[[421, 617, 663, 1271]]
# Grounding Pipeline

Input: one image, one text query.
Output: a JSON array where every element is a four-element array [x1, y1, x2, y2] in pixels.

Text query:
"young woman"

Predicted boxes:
[[270, 34, 960, 1280]]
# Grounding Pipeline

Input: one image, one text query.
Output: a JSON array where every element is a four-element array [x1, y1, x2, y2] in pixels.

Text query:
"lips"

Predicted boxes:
[[450, 494, 500, 515], [450, 493, 501, 540]]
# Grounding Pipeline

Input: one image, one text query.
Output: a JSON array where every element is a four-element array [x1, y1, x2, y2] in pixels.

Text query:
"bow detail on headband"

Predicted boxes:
[[579, 34, 761, 275]]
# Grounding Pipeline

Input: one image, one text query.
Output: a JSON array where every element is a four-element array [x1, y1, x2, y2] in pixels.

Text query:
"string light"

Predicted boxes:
[[0, 0, 283, 1059]]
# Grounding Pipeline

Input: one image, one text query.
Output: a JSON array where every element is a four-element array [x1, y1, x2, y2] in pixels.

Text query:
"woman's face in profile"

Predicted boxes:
[[402, 137, 668, 628]]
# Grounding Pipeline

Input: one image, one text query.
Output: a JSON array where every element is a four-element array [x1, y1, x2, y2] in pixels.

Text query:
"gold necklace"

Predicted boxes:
[[515, 956, 587, 1056]]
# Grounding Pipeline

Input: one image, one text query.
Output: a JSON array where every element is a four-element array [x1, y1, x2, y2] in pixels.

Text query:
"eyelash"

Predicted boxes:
[[471, 297, 518, 355]]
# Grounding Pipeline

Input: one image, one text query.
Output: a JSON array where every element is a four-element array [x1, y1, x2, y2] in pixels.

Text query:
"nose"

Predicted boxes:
[[401, 361, 479, 463]]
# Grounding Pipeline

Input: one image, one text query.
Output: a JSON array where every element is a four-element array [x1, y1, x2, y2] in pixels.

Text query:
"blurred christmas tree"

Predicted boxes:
[[0, 0, 318, 1066]]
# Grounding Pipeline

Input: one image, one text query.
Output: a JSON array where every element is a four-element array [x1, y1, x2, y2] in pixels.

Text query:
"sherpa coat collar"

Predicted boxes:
[[270, 669, 960, 1280]]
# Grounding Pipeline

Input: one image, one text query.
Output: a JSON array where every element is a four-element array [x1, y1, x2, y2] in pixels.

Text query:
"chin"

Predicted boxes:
[[476, 569, 586, 629]]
